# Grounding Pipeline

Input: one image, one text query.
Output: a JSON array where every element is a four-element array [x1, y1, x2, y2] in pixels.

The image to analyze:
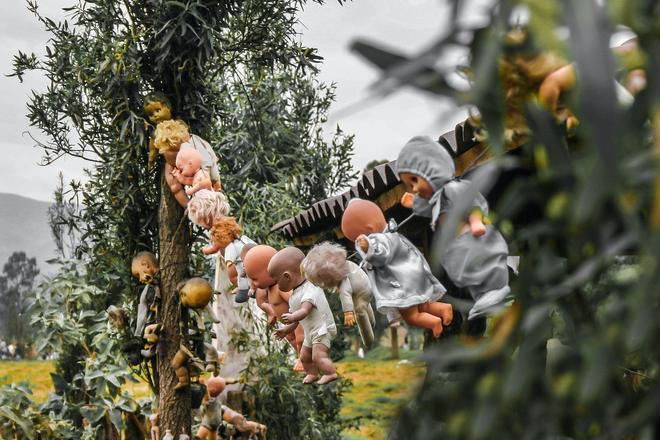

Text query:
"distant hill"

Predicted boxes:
[[0, 193, 57, 276]]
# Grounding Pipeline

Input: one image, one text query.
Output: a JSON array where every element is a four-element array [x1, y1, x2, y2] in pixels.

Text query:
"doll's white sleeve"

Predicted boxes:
[[338, 278, 356, 313]]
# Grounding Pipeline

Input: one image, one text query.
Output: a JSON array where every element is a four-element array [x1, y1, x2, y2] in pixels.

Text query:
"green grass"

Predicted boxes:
[[0, 350, 426, 440]]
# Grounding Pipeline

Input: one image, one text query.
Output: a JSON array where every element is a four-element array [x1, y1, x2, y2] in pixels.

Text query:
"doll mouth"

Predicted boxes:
[[141, 274, 153, 283]]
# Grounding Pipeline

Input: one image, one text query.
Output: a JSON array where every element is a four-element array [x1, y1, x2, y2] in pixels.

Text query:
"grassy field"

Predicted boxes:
[[0, 348, 425, 439]]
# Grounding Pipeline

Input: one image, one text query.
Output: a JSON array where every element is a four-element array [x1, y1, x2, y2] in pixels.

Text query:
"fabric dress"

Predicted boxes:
[[180, 134, 221, 183], [356, 226, 446, 319]]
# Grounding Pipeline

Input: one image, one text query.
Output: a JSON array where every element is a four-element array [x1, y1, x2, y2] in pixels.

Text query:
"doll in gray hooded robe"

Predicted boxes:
[[396, 135, 511, 320]]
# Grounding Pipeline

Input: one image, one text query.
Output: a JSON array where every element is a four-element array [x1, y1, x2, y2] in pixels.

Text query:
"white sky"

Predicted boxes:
[[0, 0, 476, 202]]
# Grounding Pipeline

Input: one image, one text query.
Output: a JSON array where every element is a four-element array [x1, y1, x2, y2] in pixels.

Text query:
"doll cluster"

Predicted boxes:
[[113, 92, 521, 440]]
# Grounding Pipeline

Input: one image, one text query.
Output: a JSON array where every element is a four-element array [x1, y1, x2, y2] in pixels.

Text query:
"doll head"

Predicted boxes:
[[267, 247, 305, 292], [131, 251, 159, 284], [341, 199, 387, 241], [178, 277, 213, 309], [302, 242, 349, 290], [210, 216, 241, 252], [206, 376, 226, 398], [143, 92, 172, 124], [395, 136, 455, 198], [240, 243, 257, 261], [243, 245, 277, 289], [175, 148, 203, 178], [154, 120, 190, 165], [187, 190, 230, 229]]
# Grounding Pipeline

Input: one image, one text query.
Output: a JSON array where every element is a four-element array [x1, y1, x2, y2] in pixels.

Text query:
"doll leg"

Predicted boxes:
[[300, 345, 319, 384], [197, 426, 212, 440], [312, 343, 338, 385], [399, 306, 443, 338], [419, 301, 453, 325], [355, 307, 375, 347], [164, 163, 189, 208]]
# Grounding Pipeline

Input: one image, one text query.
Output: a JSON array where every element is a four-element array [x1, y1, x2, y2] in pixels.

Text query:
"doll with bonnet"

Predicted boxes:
[[396, 135, 511, 320], [302, 242, 375, 347]]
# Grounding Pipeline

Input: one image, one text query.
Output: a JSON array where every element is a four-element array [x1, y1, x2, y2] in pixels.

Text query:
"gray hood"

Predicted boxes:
[[395, 136, 454, 191]]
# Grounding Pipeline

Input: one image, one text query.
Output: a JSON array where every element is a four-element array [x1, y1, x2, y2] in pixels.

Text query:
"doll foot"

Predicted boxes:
[[317, 374, 338, 385], [234, 288, 250, 303], [440, 304, 453, 326], [432, 320, 444, 338], [302, 374, 320, 384], [293, 358, 305, 372]]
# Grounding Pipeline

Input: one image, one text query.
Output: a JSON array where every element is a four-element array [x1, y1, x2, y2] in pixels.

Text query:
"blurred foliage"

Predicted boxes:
[[8, 0, 354, 436], [385, 0, 660, 439], [0, 251, 39, 357], [241, 326, 355, 439]]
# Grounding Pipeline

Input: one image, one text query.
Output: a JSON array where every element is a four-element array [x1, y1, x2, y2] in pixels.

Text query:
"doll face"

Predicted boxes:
[[175, 149, 202, 177], [145, 101, 172, 124], [341, 199, 387, 241], [243, 246, 277, 289], [399, 172, 434, 199], [131, 253, 159, 284]]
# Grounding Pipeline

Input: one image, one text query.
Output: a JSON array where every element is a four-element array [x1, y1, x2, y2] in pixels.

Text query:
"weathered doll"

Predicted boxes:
[[243, 245, 305, 367], [302, 242, 376, 347], [143, 92, 173, 168], [130, 252, 160, 340], [341, 199, 452, 338], [175, 148, 212, 196], [197, 376, 226, 440], [396, 135, 511, 320], [203, 216, 256, 303], [153, 120, 221, 207], [187, 189, 230, 230], [269, 247, 339, 385]]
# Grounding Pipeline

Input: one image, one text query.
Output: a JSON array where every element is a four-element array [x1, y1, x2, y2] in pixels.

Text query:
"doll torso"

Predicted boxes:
[[289, 281, 336, 337], [201, 397, 224, 431], [180, 134, 221, 183], [224, 236, 256, 291], [359, 231, 445, 315], [338, 261, 372, 313], [267, 285, 291, 319]]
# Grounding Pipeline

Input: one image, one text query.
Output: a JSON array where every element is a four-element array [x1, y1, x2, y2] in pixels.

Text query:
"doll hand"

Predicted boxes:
[[470, 221, 486, 237], [185, 187, 194, 196], [274, 327, 287, 339], [344, 311, 356, 326], [212, 181, 222, 192], [281, 313, 295, 324], [171, 167, 180, 177], [356, 235, 369, 253], [400, 192, 415, 209]]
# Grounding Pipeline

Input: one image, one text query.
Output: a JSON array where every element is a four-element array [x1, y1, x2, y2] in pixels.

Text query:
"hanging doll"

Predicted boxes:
[[130, 252, 161, 357], [153, 120, 222, 207], [175, 149, 213, 197], [143, 92, 173, 168], [243, 245, 305, 367], [302, 242, 376, 347], [341, 199, 453, 338], [203, 216, 256, 303], [396, 135, 511, 320], [269, 247, 339, 385]]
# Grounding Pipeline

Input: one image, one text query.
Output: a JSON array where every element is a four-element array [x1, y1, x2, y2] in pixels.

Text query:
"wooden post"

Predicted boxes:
[[157, 171, 191, 435], [390, 325, 399, 360]]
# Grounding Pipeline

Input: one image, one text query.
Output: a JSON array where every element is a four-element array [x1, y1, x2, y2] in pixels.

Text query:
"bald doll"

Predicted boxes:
[[243, 245, 305, 367], [268, 247, 338, 385]]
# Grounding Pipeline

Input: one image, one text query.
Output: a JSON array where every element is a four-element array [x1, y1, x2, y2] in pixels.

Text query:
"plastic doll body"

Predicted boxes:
[[397, 136, 511, 319], [197, 377, 226, 440], [269, 247, 338, 384], [342, 199, 451, 337], [175, 149, 212, 197]]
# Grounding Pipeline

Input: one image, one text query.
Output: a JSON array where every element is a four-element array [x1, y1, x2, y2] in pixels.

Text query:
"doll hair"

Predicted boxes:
[[132, 251, 158, 268], [153, 119, 189, 154], [210, 216, 242, 251], [301, 242, 349, 289], [143, 92, 172, 113], [187, 190, 230, 228]]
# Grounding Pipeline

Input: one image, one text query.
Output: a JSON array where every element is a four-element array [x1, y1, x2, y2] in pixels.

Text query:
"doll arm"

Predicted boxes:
[[539, 64, 576, 116], [274, 322, 298, 339], [202, 241, 222, 255], [468, 209, 487, 237], [282, 301, 313, 324], [165, 163, 189, 208], [255, 289, 277, 325], [400, 192, 415, 209], [338, 278, 356, 313], [186, 170, 212, 196], [148, 137, 158, 168], [359, 233, 394, 267]]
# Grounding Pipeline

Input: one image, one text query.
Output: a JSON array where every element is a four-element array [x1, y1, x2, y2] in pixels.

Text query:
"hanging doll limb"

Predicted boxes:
[[400, 305, 444, 338], [255, 289, 277, 326], [196, 425, 216, 440], [164, 163, 189, 208], [300, 345, 319, 384], [356, 310, 375, 347], [538, 63, 579, 130], [419, 301, 453, 326], [468, 209, 487, 237], [313, 343, 338, 385]]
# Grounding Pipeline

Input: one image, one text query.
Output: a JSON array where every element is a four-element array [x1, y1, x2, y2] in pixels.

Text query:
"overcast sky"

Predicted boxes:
[[0, 0, 479, 202]]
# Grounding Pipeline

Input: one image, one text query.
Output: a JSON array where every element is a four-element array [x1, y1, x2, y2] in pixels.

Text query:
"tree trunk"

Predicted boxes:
[[158, 170, 191, 435]]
